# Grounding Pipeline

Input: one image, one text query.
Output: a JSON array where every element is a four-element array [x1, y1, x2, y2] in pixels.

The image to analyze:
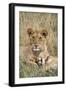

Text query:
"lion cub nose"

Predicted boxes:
[[35, 44, 38, 48]]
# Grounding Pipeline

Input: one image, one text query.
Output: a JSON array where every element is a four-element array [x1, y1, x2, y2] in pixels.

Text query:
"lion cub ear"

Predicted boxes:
[[27, 28, 34, 36], [41, 29, 48, 38]]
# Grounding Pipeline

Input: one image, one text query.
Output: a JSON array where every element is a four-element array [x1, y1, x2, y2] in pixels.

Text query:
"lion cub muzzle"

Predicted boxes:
[[32, 44, 43, 56]]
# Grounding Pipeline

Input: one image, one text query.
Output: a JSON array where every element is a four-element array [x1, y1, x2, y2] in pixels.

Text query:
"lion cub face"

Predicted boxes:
[[27, 28, 48, 56]]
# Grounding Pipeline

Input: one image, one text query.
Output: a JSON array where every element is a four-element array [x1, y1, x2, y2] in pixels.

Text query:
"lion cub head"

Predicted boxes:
[[27, 28, 48, 56]]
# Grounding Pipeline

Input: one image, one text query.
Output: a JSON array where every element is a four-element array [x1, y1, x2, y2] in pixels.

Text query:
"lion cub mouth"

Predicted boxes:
[[32, 47, 42, 56], [32, 48, 41, 52]]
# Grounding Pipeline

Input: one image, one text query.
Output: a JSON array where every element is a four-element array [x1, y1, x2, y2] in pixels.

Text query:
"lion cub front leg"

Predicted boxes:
[[36, 57, 45, 67], [26, 55, 38, 66], [37, 52, 48, 67]]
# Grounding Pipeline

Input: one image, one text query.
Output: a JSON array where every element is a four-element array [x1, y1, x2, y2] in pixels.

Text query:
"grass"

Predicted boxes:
[[19, 58, 58, 78]]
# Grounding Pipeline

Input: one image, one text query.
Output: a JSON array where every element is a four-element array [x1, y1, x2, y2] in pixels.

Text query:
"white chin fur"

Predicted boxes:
[[33, 48, 40, 51]]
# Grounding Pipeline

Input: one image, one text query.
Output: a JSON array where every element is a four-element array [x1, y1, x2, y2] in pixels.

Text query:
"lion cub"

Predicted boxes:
[[20, 28, 57, 70]]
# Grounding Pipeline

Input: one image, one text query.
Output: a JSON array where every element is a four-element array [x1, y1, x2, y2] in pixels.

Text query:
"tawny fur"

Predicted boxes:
[[20, 28, 58, 70]]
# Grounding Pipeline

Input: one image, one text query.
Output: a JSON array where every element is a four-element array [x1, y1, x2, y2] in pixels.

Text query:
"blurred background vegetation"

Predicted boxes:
[[19, 12, 58, 78]]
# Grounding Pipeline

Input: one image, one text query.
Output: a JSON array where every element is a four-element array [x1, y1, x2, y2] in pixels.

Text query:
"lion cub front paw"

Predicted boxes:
[[36, 57, 45, 66]]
